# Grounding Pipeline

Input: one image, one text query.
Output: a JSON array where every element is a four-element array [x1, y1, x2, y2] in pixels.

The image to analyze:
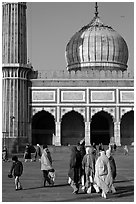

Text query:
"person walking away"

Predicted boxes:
[[41, 145, 53, 187], [124, 145, 128, 155], [106, 149, 116, 193], [79, 139, 86, 160], [113, 143, 117, 151], [8, 156, 23, 191], [24, 144, 32, 162], [92, 143, 97, 156], [68, 146, 82, 194], [77, 139, 86, 189], [34, 144, 42, 161], [94, 149, 113, 199], [98, 143, 104, 152], [82, 146, 96, 194], [106, 149, 117, 181], [2, 146, 8, 162]]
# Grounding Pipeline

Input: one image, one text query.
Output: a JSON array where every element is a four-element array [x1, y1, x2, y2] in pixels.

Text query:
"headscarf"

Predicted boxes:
[[41, 148, 52, 170], [86, 146, 94, 154], [86, 147, 90, 154], [106, 149, 111, 158], [99, 150, 106, 157]]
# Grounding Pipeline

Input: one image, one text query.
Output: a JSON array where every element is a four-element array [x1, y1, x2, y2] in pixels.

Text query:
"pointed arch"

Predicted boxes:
[[120, 110, 134, 145], [61, 110, 85, 145], [90, 110, 114, 145], [32, 110, 55, 145]]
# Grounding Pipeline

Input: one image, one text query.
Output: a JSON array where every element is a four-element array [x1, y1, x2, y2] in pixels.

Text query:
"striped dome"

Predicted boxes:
[[65, 15, 128, 71]]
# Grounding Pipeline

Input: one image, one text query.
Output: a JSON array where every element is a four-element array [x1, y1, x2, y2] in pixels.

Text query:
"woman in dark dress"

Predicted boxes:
[[68, 146, 82, 194]]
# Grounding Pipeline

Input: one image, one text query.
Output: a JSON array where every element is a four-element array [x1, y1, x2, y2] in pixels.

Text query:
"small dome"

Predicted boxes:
[[65, 14, 128, 71]]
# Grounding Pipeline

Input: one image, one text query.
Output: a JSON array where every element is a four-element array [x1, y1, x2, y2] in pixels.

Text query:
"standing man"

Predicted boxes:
[[68, 146, 82, 194]]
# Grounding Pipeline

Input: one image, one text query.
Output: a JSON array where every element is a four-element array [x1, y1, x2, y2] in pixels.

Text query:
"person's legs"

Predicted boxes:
[[71, 180, 78, 194], [15, 176, 22, 190], [85, 173, 90, 193], [15, 176, 18, 190], [110, 184, 116, 193], [93, 183, 100, 193], [43, 170, 51, 186], [87, 175, 94, 194], [101, 190, 107, 198], [17, 177, 22, 189]]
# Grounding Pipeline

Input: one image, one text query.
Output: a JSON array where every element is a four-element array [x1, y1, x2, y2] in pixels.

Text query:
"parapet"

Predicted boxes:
[[32, 69, 134, 80]]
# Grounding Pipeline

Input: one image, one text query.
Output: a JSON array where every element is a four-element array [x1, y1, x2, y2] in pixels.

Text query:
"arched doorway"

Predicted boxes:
[[90, 111, 113, 145], [61, 110, 85, 145], [120, 110, 134, 145], [32, 110, 55, 145]]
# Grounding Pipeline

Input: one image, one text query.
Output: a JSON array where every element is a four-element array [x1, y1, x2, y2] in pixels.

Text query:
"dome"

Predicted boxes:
[[65, 11, 128, 72]]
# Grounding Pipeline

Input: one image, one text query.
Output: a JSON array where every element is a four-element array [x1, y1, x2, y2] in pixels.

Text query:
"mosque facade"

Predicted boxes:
[[2, 2, 134, 153]]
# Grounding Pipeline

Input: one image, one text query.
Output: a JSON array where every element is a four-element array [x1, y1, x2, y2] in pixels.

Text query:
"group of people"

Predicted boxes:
[[8, 144, 55, 191], [24, 143, 42, 162], [7, 141, 120, 198], [68, 140, 117, 198]]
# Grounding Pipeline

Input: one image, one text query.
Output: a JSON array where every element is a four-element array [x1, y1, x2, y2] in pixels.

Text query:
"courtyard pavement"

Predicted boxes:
[[2, 147, 134, 202]]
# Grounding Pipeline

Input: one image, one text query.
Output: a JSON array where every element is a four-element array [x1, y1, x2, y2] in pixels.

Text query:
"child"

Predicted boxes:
[[8, 156, 23, 191], [48, 168, 55, 185]]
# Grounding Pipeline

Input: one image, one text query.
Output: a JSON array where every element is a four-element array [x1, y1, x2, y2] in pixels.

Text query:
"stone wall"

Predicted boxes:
[[32, 78, 134, 88]]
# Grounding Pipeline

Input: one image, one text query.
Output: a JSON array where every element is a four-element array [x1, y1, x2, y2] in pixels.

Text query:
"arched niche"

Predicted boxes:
[[32, 110, 55, 145], [120, 110, 134, 145], [90, 110, 114, 145], [61, 110, 85, 145]]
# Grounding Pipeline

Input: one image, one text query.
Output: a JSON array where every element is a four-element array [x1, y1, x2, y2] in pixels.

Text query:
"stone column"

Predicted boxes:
[[114, 104, 121, 146], [85, 121, 91, 146], [55, 104, 61, 146], [55, 122, 61, 146], [114, 122, 121, 146], [85, 106, 91, 146]]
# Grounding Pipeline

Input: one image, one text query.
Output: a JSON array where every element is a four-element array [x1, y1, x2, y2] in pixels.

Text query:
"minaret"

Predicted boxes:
[[2, 2, 33, 153], [2, 2, 27, 64]]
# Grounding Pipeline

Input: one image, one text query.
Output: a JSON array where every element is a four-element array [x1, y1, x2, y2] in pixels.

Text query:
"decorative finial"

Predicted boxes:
[[95, 2, 99, 17]]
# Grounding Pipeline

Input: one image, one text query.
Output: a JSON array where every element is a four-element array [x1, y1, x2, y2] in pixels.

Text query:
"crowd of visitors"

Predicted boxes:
[[5, 139, 130, 199], [67, 140, 117, 198]]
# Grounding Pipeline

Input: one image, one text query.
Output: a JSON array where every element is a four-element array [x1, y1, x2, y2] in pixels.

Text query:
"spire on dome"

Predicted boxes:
[[95, 2, 99, 17]]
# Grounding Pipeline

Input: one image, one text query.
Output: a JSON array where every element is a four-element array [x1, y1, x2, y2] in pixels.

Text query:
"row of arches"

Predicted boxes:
[[32, 110, 134, 146]]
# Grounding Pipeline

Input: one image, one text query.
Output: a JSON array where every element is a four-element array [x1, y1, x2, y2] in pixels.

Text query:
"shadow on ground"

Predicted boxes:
[[115, 179, 133, 183], [57, 184, 134, 202], [23, 183, 69, 190]]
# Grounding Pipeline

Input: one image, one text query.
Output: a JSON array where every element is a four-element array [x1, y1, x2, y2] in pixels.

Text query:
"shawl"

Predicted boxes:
[[41, 149, 52, 171], [94, 151, 113, 193]]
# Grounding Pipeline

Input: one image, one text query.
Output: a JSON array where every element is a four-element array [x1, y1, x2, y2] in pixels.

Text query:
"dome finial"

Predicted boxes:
[[95, 2, 99, 17]]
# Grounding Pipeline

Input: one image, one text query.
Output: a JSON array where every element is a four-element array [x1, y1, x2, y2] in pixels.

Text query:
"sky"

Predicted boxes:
[[26, 2, 134, 74]]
